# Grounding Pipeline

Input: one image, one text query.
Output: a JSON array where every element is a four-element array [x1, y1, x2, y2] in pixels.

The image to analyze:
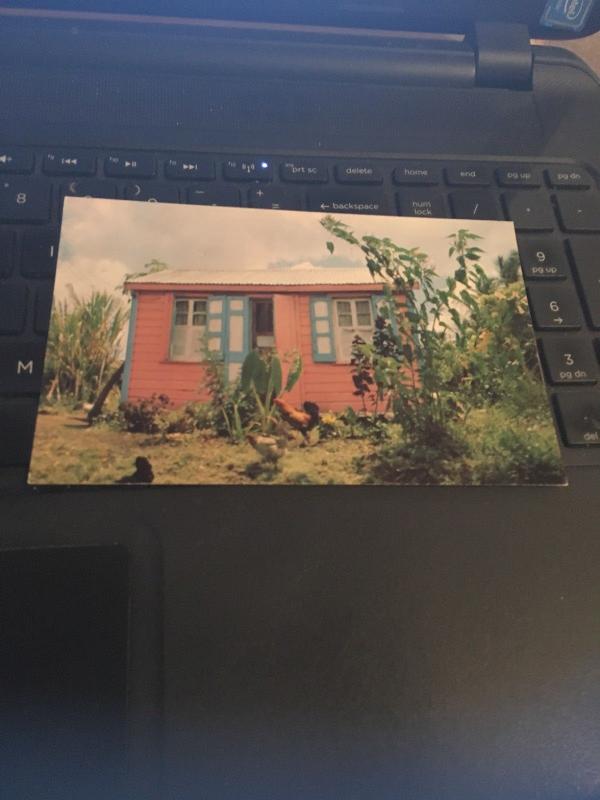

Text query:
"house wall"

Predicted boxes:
[[125, 289, 377, 412]]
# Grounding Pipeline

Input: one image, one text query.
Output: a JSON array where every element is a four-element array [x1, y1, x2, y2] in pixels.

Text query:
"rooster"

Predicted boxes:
[[273, 398, 320, 440]]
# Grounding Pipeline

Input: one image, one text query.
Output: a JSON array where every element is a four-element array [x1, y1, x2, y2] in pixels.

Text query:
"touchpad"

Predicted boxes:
[[0, 546, 129, 799]]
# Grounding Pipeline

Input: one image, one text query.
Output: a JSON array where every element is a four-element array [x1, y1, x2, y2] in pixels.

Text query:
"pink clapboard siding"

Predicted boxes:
[[125, 286, 390, 412]]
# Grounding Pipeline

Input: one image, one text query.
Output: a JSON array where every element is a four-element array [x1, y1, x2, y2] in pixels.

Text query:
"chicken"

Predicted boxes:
[[115, 456, 154, 484], [247, 434, 287, 464], [273, 398, 320, 438]]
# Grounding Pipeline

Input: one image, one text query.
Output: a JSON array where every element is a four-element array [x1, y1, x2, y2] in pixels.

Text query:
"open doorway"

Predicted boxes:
[[251, 298, 275, 351]]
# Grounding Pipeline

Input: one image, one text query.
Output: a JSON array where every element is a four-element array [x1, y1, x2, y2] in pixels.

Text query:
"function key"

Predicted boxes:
[[0, 284, 28, 334], [518, 239, 569, 279], [555, 392, 600, 446], [546, 167, 592, 189], [555, 194, 600, 233], [450, 191, 501, 220], [63, 179, 117, 199], [307, 190, 387, 215], [445, 164, 491, 187], [393, 162, 441, 186], [0, 181, 50, 223], [527, 283, 583, 331], [164, 157, 215, 181], [496, 166, 542, 188], [43, 151, 96, 176], [335, 163, 383, 185], [248, 187, 302, 210], [223, 158, 272, 182], [503, 192, 555, 231], [541, 337, 598, 385], [0, 230, 15, 278], [0, 149, 34, 174], [105, 154, 156, 178], [280, 160, 328, 183], [568, 239, 600, 329], [397, 191, 447, 218], [21, 229, 59, 278], [123, 183, 179, 203]]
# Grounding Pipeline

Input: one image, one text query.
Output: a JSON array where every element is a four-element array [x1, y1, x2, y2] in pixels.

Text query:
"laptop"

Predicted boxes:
[[1, 1, 600, 797]]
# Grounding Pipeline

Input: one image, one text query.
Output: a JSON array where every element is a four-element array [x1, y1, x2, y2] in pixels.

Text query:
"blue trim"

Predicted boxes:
[[224, 296, 250, 377], [207, 295, 227, 356], [121, 293, 137, 402], [310, 295, 335, 363]]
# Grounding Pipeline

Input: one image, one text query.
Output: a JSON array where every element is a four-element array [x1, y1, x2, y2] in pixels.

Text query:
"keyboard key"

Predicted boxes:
[[503, 192, 555, 231], [397, 191, 447, 218], [528, 284, 583, 330], [393, 162, 441, 186], [496, 166, 542, 188], [518, 239, 569, 279], [34, 285, 52, 334], [0, 149, 34, 174], [0, 341, 45, 393], [21, 229, 58, 278], [307, 190, 388, 215], [568, 239, 600, 328], [63, 179, 117, 199], [187, 186, 240, 206], [223, 157, 272, 182], [540, 338, 598, 385], [546, 167, 592, 189], [165, 157, 215, 180], [335, 163, 383, 185], [556, 194, 600, 233], [450, 191, 501, 220], [280, 160, 328, 183], [123, 183, 179, 203], [43, 151, 96, 176], [0, 284, 27, 334], [0, 230, 15, 278], [555, 392, 600, 446], [105, 154, 156, 178], [446, 164, 492, 186], [0, 397, 38, 466], [0, 181, 51, 223], [248, 187, 302, 210]]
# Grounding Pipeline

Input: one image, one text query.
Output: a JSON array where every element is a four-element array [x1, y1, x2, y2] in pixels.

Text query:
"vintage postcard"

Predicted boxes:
[[28, 198, 566, 486]]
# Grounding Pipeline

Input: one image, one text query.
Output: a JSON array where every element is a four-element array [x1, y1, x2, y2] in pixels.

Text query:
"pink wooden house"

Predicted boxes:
[[121, 268, 393, 412]]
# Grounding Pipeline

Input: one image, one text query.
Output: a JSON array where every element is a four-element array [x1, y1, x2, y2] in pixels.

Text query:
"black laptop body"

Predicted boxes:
[[1, 2, 600, 798]]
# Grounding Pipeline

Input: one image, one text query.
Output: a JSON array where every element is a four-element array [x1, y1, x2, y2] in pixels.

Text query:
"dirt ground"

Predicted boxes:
[[28, 410, 373, 486]]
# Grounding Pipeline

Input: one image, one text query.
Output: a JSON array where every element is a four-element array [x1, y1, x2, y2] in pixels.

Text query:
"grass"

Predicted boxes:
[[28, 409, 373, 485]]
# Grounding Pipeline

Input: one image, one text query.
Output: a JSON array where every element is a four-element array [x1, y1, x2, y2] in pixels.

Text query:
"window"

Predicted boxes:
[[334, 298, 374, 362], [251, 298, 275, 350], [170, 297, 207, 361]]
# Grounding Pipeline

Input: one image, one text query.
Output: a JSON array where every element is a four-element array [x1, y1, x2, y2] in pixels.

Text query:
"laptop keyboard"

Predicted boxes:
[[1, 148, 600, 467]]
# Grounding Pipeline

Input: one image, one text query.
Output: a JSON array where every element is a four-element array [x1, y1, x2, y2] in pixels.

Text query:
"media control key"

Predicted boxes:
[[165, 157, 215, 180], [541, 338, 598, 385], [308, 191, 387, 215], [518, 239, 569, 279], [105, 154, 156, 179], [43, 151, 96, 176], [0, 150, 34, 174], [0, 342, 45, 393], [555, 392, 600, 446], [527, 284, 582, 330]]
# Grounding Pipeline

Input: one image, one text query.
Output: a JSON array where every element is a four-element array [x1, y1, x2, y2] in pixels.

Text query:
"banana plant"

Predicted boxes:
[[241, 350, 302, 432]]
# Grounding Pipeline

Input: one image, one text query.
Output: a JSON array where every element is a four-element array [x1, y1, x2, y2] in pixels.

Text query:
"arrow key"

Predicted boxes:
[[528, 284, 583, 331]]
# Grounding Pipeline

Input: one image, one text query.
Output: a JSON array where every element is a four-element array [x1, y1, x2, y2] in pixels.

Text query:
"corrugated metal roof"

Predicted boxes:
[[125, 267, 383, 287]]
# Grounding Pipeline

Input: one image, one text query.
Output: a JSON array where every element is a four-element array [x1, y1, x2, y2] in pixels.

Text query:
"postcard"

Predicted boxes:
[[28, 198, 566, 486]]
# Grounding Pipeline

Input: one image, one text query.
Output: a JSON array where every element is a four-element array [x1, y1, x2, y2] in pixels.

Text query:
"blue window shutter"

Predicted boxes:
[[207, 295, 227, 357], [224, 296, 249, 382], [371, 293, 398, 334], [310, 296, 336, 363]]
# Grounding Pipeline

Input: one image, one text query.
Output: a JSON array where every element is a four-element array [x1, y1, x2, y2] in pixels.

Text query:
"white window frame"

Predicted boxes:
[[333, 297, 374, 363], [169, 296, 208, 362]]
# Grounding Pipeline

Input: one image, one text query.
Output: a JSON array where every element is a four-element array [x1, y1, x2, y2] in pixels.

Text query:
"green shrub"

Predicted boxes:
[[471, 424, 564, 485], [119, 394, 171, 434]]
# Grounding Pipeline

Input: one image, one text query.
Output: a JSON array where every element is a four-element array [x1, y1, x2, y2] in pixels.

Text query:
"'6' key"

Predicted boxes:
[[527, 284, 583, 331], [0, 180, 51, 223]]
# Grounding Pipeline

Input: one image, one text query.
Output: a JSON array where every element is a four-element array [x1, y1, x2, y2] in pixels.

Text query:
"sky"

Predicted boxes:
[[54, 197, 521, 305]]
